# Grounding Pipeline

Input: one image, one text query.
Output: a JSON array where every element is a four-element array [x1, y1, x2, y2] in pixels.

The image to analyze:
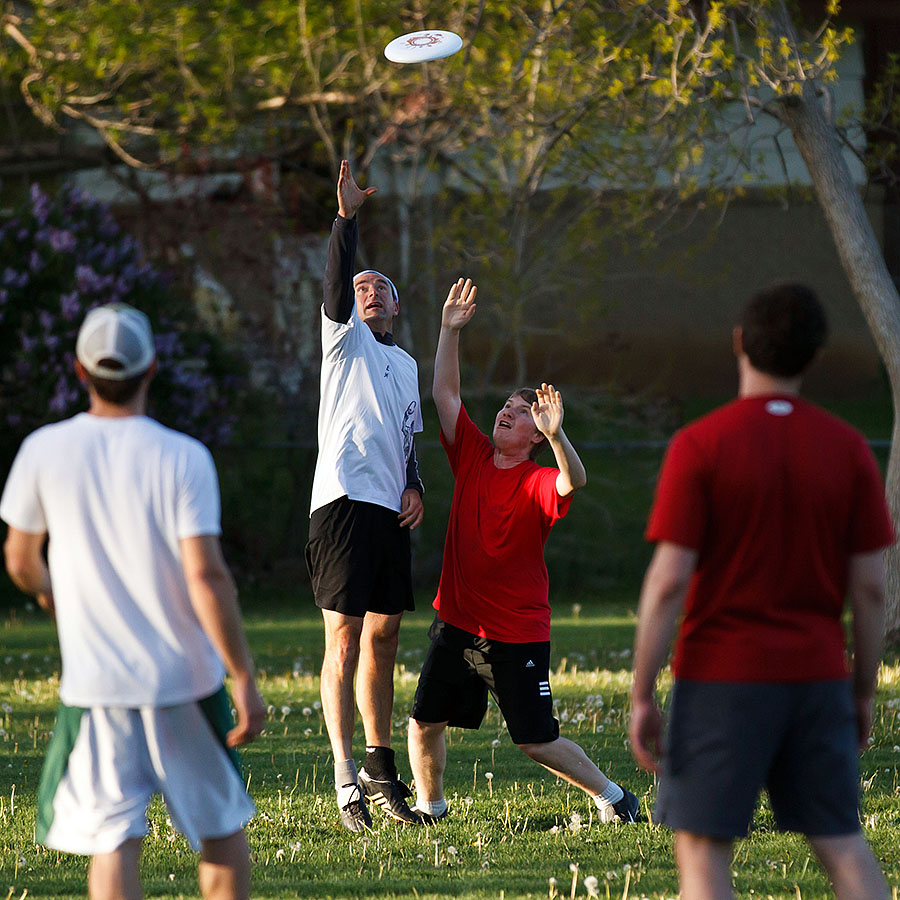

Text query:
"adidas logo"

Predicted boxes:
[[525, 659, 535, 668]]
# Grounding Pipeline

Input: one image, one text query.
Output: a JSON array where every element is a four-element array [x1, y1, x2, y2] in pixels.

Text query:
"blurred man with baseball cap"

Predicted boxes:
[[2, 301, 264, 900]]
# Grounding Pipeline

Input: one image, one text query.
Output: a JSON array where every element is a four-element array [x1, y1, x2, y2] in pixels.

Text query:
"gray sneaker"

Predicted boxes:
[[338, 784, 372, 832]]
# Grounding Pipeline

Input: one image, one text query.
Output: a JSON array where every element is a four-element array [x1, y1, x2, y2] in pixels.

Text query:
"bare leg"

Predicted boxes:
[[198, 830, 251, 900], [88, 837, 143, 900], [320, 610, 364, 762], [408, 718, 449, 802], [808, 833, 889, 900], [356, 612, 403, 748], [517, 736, 610, 795], [674, 831, 735, 900]]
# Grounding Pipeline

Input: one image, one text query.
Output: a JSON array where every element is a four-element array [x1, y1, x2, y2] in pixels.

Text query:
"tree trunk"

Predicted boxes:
[[776, 81, 900, 640]]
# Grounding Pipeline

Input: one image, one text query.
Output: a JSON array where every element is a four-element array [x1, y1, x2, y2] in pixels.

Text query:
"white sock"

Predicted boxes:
[[415, 796, 447, 816], [593, 780, 624, 809], [335, 759, 358, 807]]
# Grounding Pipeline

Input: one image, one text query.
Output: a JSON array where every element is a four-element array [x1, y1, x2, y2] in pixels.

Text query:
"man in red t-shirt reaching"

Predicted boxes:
[[630, 283, 894, 900], [407, 277, 640, 825]]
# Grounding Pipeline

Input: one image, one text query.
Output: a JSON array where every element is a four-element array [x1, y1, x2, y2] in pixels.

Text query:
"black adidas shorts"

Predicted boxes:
[[410, 618, 560, 745], [305, 496, 414, 617]]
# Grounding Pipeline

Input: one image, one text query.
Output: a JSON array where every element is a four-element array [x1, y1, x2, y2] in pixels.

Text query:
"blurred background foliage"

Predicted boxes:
[[0, 0, 897, 609]]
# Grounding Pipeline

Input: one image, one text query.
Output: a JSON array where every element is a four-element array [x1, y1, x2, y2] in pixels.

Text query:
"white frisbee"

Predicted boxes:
[[384, 30, 463, 64]]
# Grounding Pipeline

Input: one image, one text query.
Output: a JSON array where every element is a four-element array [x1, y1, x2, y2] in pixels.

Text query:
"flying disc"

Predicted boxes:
[[384, 30, 463, 64]]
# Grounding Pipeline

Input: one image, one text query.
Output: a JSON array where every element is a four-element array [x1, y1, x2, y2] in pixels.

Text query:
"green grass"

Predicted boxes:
[[2, 596, 900, 899]]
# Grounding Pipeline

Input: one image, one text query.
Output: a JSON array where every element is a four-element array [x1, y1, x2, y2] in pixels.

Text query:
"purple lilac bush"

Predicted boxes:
[[0, 184, 239, 463]]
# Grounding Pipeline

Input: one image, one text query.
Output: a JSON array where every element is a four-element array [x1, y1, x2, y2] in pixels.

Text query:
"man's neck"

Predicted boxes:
[[738, 358, 802, 398], [492, 447, 531, 469], [87, 396, 147, 418], [367, 323, 394, 345]]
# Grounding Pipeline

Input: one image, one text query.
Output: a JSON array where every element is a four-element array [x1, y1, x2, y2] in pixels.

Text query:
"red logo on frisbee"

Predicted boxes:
[[406, 33, 442, 47]]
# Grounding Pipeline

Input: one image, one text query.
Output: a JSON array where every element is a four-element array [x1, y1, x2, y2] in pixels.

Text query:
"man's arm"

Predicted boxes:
[[847, 549, 886, 749], [397, 440, 424, 530], [629, 541, 698, 772], [323, 160, 377, 324], [530, 383, 587, 498], [4, 527, 54, 614], [433, 277, 477, 443], [180, 535, 265, 747]]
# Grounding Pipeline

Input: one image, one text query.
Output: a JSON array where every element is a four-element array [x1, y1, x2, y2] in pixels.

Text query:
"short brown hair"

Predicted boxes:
[[86, 360, 146, 404], [741, 284, 828, 378], [511, 388, 548, 461]]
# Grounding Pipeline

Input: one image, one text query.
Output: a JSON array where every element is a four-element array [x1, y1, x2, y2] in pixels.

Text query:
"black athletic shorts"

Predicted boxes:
[[657, 679, 862, 839], [305, 496, 414, 617], [410, 618, 560, 745]]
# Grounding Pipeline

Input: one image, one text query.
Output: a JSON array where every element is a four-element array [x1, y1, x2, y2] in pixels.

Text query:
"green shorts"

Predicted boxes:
[[37, 686, 254, 854]]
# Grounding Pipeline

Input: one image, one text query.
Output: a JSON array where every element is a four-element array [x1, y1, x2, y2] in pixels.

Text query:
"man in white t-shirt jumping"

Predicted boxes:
[[1, 303, 265, 900], [306, 160, 425, 830]]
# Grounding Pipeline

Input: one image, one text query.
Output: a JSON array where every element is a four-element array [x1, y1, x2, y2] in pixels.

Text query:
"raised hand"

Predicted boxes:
[[441, 277, 478, 331], [531, 383, 563, 439], [337, 159, 377, 219]]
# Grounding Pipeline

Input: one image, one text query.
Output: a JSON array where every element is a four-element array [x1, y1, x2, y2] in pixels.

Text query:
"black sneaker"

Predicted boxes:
[[358, 768, 423, 824], [410, 804, 448, 825], [338, 784, 372, 833], [607, 788, 641, 824]]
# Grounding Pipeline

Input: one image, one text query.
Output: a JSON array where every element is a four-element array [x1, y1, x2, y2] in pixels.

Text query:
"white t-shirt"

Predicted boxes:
[[310, 307, 423, 515], [0, 413, 226, 707]]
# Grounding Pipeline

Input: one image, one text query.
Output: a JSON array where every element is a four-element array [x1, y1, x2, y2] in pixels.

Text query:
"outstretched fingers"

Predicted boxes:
[[337, 159, 377, 218], [532, 382, 563, 436], [442, 277, 478, 329]]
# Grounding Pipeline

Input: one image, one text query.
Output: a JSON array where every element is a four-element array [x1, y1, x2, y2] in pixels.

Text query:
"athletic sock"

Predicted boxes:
[[364, 745, 397, 781], [415, 797, 447, 817], [335, 758, 358, 808], [593, 780, 624, 810]]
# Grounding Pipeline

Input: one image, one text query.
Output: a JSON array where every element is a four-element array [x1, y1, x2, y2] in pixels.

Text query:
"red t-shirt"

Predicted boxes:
[[433, 405, 572, 642], [646, 395, 894, 682]]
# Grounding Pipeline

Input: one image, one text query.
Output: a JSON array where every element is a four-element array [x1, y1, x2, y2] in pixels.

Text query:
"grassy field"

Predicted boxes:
[[2, 595, 900, 899]]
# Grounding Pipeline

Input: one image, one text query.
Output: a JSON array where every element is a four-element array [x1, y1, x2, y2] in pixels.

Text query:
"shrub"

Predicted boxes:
[[0, 183, 240, 468]]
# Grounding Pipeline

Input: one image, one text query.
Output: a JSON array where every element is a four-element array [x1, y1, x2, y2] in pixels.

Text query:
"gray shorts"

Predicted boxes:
[[657, 679, 861, 839]]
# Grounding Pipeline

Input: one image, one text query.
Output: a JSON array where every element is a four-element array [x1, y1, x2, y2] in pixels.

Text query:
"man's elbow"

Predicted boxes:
[[184, 565, 237, 601], [432, 385, 451, 406], [4, 549, 34, 593], [647, 563, 693, 608], [852, 580, 886, 612]]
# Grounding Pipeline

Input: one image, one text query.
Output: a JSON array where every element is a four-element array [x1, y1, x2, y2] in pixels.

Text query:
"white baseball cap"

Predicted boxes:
[[76, 303, 156, 380]]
